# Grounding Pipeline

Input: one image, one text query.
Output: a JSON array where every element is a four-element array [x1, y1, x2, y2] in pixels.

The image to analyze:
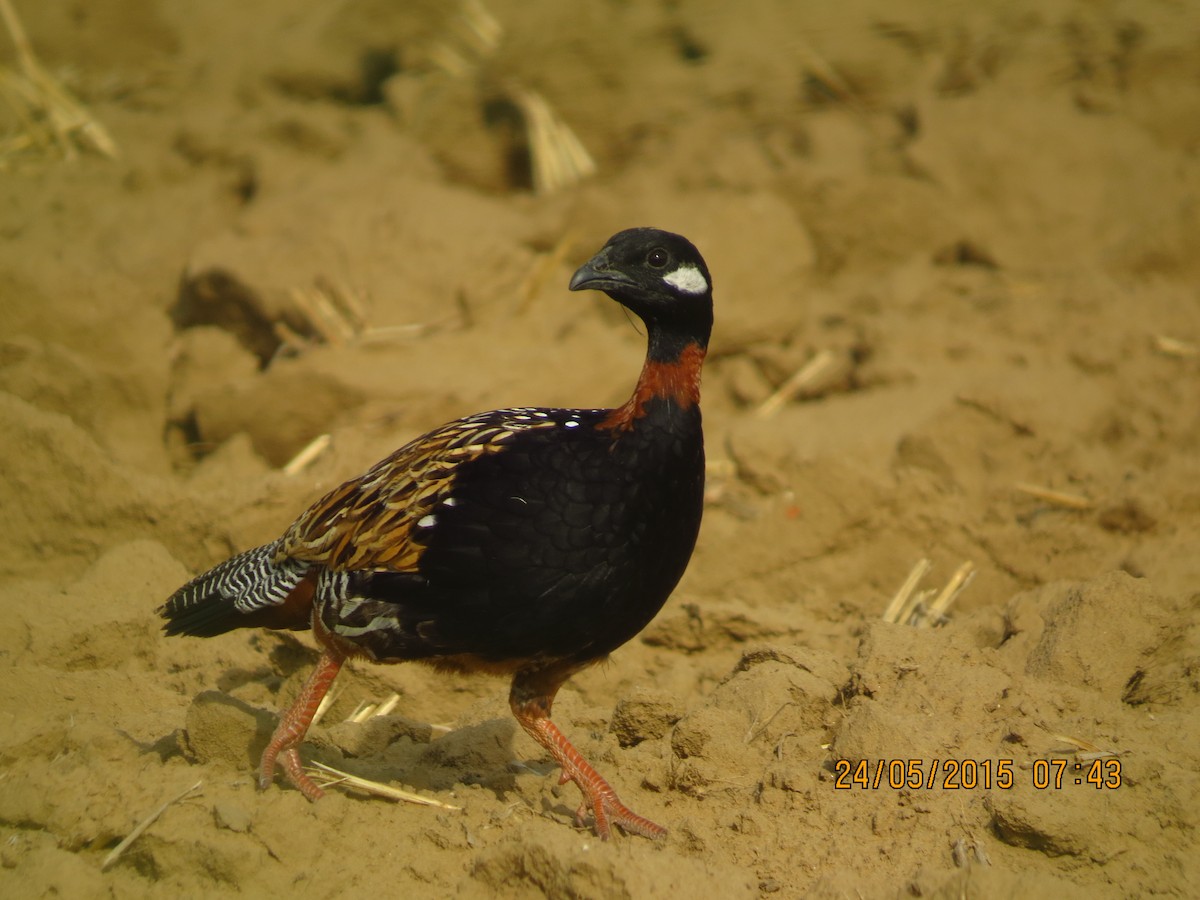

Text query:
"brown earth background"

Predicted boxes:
[[2, 1, 1199, 897]]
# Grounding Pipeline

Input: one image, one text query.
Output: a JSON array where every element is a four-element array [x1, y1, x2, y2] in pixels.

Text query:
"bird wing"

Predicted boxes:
[[275, 410, 559, 573]]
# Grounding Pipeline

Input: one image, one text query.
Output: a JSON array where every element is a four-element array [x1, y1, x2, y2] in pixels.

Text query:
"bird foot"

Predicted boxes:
[[259, 746, 325, 800], [256, 649, 344, 801], [560, 765, 666, 840], [513, 687, 666, 841]]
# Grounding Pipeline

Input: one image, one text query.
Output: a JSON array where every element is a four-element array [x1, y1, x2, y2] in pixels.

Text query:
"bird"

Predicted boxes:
[[160, 227, 714, 840]]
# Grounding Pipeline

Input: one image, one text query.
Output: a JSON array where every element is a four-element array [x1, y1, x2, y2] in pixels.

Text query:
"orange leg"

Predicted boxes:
[[258, 648, 344, 799], [510, 669, 666, 840]]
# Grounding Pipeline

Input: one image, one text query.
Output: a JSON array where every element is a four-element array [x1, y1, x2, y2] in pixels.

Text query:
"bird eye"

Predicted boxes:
[[647, 248, 669, 268]]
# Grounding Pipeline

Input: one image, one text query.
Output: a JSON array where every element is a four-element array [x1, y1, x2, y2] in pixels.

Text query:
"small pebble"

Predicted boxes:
[[213, 801, 252, 833]]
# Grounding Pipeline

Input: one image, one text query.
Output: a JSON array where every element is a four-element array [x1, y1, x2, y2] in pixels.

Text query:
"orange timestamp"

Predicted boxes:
[[832, 758, 1122, 790]]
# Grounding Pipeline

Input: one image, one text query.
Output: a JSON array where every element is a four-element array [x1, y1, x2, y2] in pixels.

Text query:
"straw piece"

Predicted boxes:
[[882, 558, 932, 625], [101, 780, 203, 871], [955, 394, 1035, 436], [754, 350, 836, 418], [413, 2, 592, 195], [926, 561, 975, 622], [282, 434, 331, 476], [373, 693, 401, 718], [1049, 733, 1120, 759], [457, 0, 503, 54], [346, 692, 402, 723], [513, 88, 596, 195], [305, 761, 461, 809], [309, 687, 337, 728], [0, 0, 118, 161], [883, 559, 974, 627], [1013, 482, 1093, 510], [358, 324, 427, 340], [1152, 334, 1199, 359], [427, 43, 473, 78], [426, 1, 503, 77], [345, 699, 372, 723], [795, 37, 866, 113], [316, 275, 367, 331], [288, 280, 364, 346]]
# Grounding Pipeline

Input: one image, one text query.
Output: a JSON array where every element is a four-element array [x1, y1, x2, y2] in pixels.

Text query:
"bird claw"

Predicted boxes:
[[563, 772, 667, 841], [260, 747, 325, 801], [513, 703, 667, 841], [255, 649, 342, 801]]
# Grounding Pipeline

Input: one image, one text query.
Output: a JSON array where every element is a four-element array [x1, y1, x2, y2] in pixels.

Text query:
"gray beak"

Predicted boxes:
[[569, 249, 636, 293]]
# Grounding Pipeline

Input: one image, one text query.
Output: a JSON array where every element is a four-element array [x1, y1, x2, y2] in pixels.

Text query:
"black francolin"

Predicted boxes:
[[161, 227, 714, 839]]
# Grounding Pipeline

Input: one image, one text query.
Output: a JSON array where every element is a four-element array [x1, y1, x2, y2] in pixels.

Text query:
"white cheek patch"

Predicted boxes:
[[663, 264, 708, 295]]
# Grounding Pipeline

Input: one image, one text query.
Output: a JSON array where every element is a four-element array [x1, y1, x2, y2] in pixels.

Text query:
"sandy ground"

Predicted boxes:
[[2, 1, 1199, 897]]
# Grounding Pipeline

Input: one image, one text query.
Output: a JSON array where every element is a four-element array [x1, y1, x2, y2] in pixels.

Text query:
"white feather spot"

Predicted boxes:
[[663, 263, 708, 295], [417, 514, 437, 528], [442, 497, 458, 507], [564, 420, 580, 428]]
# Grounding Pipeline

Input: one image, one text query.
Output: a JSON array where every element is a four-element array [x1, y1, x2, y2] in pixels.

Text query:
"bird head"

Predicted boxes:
[[569, 228, 713, 352]]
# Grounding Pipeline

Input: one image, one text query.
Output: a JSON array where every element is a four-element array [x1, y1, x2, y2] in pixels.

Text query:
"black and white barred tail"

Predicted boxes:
[[161, 542, 312, 638]]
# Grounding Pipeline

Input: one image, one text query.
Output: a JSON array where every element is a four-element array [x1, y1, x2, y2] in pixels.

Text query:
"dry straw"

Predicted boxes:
[[883, 558, 975, 627], [101, 780, 203, 871], [428, 0, 594, 196], [303, 761, 461, 809], [306, 691, 459, 808], [0, 0, 118, 162]]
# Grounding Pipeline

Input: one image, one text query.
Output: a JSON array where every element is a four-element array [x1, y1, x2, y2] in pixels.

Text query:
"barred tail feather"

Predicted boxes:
[[160, 543, 312, 637]]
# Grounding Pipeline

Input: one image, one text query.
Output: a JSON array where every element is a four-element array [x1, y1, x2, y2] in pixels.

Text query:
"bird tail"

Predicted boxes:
[[160, 543, 312, 637]]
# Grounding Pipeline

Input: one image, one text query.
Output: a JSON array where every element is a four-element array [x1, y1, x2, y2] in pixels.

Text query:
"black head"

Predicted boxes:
[[569, 228, 713, 351]]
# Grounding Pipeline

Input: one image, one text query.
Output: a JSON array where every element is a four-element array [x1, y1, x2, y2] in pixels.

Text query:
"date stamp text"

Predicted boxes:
[[832, 758, 1122, 790]]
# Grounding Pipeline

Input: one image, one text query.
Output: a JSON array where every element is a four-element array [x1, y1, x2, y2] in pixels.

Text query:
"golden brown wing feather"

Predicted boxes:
[[275, 411, 558, 573]]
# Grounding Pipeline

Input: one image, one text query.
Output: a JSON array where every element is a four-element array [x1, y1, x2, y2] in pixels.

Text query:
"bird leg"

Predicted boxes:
[[510, 668, 666, 840], [258, 648, 344, 799]]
